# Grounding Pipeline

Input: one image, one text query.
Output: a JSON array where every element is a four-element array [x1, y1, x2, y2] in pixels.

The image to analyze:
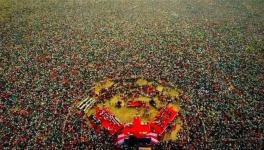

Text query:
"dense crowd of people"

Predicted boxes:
[[1, 47, 262, 149], [1, 0, 263, 149]]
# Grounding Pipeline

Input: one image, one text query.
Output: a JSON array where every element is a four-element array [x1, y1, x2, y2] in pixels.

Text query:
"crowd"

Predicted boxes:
[[1, 46, 262, 149], [1, 0, 263, 149]]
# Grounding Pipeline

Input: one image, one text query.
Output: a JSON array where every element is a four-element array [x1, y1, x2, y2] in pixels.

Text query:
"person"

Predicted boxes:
[[115, 101, 122, 108], [149, 99, 157, 109]]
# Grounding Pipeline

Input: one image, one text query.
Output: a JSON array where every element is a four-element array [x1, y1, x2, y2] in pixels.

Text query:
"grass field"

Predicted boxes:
[[0, 0, 263, 149]]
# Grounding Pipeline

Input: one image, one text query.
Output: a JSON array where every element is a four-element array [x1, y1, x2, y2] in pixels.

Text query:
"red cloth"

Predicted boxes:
[[150, 106, 177, 135], [94, 108, 123, 134], [122, 117, 151, 138], [127, 101, 145, 107]]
